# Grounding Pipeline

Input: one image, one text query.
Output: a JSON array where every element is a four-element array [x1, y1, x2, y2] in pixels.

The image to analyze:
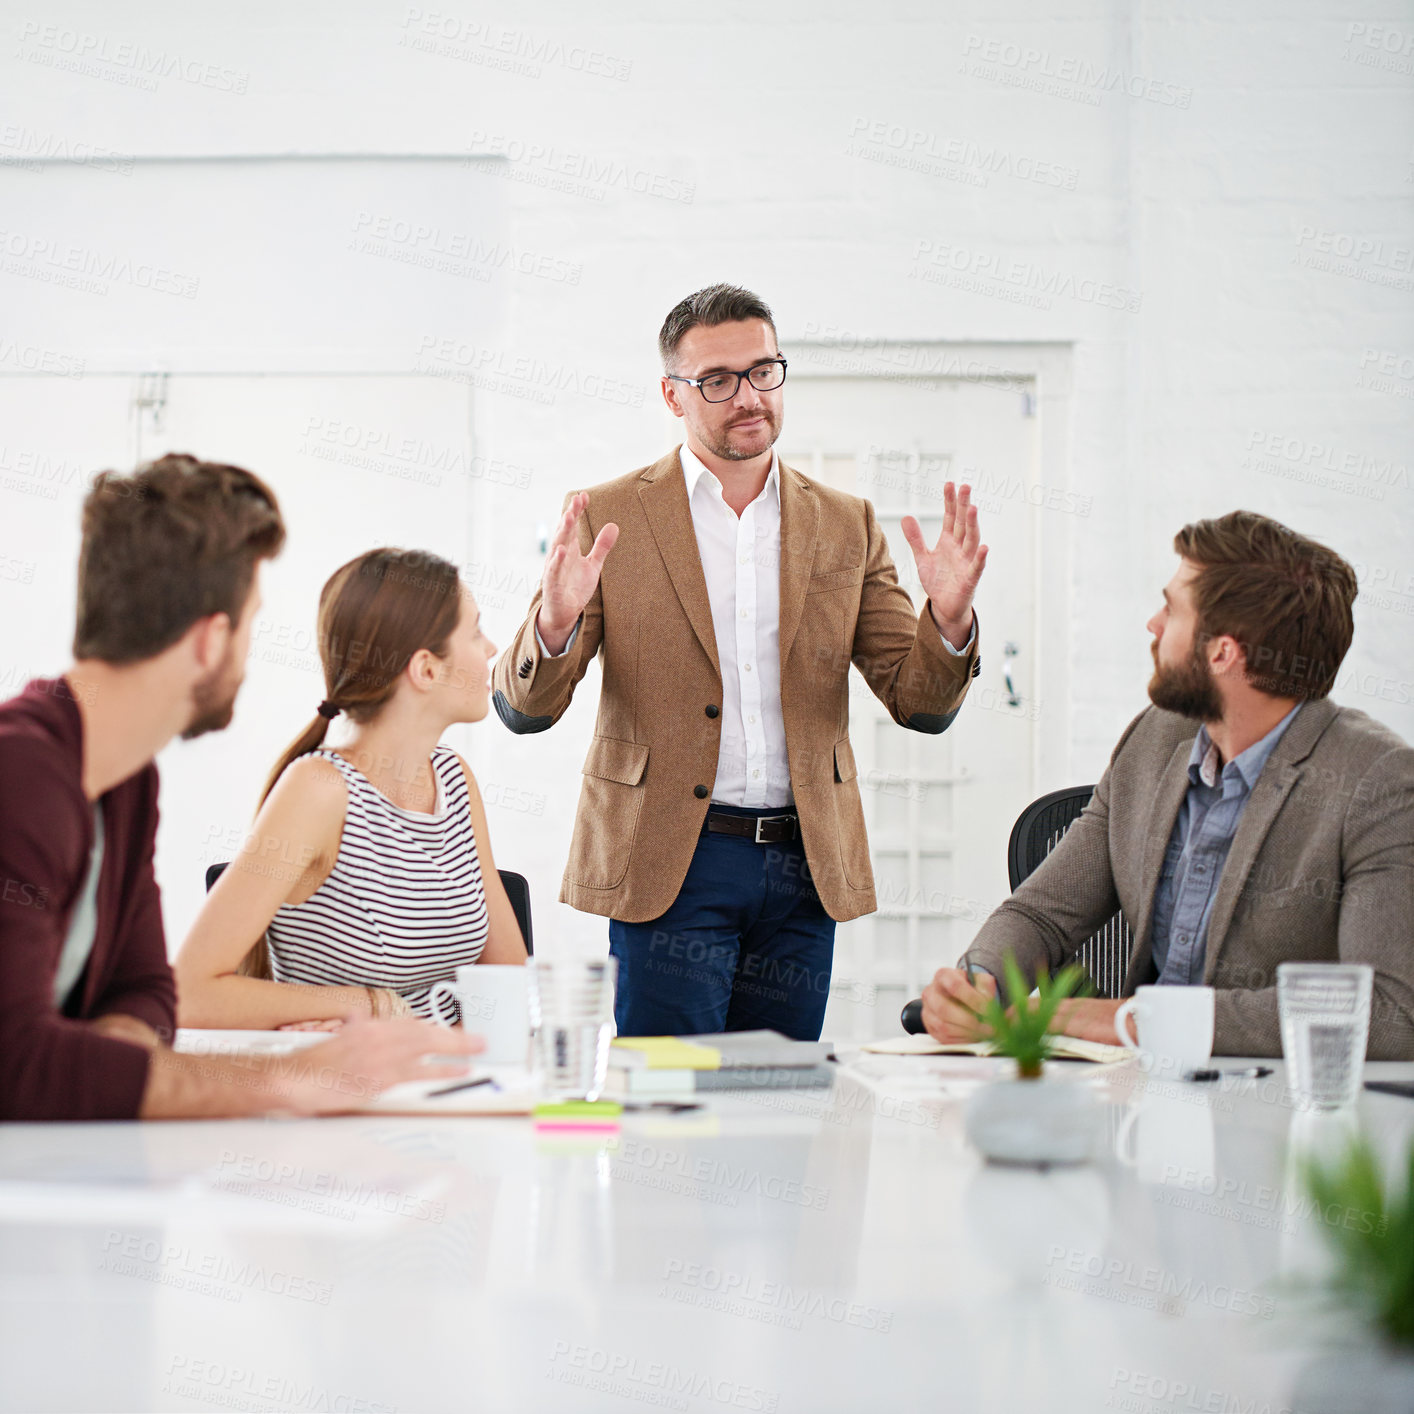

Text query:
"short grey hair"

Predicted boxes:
[[658, 284, 776, 371]]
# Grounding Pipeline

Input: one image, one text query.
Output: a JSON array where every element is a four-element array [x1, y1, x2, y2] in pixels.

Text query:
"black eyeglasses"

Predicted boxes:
[[667, 357, 787, 404]]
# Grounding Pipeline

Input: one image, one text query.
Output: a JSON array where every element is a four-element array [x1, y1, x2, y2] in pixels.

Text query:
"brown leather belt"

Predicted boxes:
[[704, 810, 799, 844]]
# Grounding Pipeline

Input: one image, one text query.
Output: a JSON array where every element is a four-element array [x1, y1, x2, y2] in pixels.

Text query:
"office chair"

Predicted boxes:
[[204, 861, 534, 954], [899, 784, 1133, 1032]]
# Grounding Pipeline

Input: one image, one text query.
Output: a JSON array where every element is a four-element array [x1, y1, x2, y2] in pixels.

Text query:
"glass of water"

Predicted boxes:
[[1277, 963, 1373, 1111], [527, 956, 618, 1102]]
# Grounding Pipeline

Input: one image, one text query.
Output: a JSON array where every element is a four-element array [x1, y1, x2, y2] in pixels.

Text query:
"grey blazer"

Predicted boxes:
[[963, 700, 1414, 1058]]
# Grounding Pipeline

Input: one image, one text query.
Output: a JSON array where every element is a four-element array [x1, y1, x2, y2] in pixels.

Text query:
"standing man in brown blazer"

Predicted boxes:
[[922, 511, 1414, 1060], [493, 285, 987, 1038]]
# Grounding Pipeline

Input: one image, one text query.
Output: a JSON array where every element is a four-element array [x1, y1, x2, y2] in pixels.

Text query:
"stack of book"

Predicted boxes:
[[603, 1030, 835, 1099]]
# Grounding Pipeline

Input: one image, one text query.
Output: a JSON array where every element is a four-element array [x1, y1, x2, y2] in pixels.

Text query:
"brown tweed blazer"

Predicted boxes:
[[962, 700, 1414, 1058], [491, 448, 980, 923]]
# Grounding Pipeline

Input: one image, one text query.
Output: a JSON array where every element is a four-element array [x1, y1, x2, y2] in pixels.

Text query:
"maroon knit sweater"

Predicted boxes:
[[0, 678, 175, 1120]]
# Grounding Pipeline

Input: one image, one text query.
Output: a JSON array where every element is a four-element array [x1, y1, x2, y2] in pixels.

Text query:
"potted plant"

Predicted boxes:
[[961, 955, 1101, 1166], [1289, 1135, 1414, 1413]]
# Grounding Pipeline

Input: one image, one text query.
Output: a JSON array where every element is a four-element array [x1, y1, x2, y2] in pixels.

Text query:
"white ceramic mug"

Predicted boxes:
[[427, 963, 531, 1066], [1114, 985, 1215, 1077]]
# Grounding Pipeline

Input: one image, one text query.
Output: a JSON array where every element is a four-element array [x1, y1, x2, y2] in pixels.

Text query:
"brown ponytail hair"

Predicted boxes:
[[236, 547, 462, 978]]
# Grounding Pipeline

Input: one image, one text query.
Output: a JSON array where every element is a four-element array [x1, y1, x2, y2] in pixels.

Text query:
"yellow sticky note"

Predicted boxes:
[[611, 1037, 722, 1070]]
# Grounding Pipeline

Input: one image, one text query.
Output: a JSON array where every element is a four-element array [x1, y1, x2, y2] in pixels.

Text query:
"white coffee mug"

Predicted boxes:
[[1114, 985, 1215, 1077], [427, 963, 531, 1066]]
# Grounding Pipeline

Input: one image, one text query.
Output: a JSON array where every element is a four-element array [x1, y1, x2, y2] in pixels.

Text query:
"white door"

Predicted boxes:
[[0, 372, 480, 950], [780, 374, 1042, 1038]]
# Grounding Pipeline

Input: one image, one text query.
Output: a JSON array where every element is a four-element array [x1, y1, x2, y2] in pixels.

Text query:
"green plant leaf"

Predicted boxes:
[[972, 953, 1091, 1072], [1302, 1135, 1414, 1348]]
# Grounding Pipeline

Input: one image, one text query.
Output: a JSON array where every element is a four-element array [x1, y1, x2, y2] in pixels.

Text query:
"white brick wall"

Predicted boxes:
[[2, 1, 1410, 953]]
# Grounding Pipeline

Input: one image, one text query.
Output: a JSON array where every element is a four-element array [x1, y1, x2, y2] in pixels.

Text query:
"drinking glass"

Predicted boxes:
[[527, 956, 618, 1102], [1277, 963, 1373, 1111]]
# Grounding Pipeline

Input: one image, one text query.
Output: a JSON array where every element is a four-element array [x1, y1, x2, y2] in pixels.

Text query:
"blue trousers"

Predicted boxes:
[[608, 806, 836, 1040]]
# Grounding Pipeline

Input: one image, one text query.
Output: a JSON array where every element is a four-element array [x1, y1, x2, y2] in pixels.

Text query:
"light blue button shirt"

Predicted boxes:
[[1149, 703, 1303, 986]]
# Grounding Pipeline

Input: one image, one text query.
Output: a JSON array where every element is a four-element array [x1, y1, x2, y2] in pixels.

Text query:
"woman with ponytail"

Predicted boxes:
[[175, 548, 527, 1029]]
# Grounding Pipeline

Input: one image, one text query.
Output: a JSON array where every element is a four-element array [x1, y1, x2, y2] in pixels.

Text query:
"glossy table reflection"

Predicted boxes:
[[2, 1052, 1412, 1414]]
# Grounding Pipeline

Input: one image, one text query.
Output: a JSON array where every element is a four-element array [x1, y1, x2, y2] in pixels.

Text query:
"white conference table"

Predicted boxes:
[[2, 1047, 1412, 1414]]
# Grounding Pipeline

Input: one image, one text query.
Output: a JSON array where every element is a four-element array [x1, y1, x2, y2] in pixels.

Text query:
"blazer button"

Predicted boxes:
[[693, 784, 709, 799], [705, 705, 719, 718]]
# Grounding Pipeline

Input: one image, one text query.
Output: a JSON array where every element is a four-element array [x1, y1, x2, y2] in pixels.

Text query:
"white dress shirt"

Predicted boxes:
[[537, 445, 976, 812], [680, 444, 792, 808]]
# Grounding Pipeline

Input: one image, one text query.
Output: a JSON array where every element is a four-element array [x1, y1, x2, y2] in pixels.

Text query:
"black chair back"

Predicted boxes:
[[1005, 785, 1132, 999], [204, 862, 534, 955], [899, 784, 1135, 1032]]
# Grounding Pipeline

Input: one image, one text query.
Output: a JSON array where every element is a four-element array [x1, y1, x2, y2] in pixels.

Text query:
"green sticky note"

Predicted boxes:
[[533, 1100, 624, 1119]]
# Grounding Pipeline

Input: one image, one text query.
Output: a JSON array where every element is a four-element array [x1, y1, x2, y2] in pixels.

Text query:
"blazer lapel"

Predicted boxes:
[[1202, 700, 1336, 978], [637, 449, 720, 677], [777, 461, 820, 668], [1125, 737, 1196, 987]]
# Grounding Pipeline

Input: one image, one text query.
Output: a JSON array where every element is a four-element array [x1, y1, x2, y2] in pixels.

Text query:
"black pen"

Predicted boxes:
[[427, 1074, 497, 1098], [1183, 1066, 1273, 1083]]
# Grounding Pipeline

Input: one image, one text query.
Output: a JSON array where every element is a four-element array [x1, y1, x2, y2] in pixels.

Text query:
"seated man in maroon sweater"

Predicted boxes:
[[0, 453, 476, 1121]]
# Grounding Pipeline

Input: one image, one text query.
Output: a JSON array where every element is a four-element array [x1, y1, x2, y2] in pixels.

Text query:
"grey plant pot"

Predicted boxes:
[[964, 1072, 1102, 1166]]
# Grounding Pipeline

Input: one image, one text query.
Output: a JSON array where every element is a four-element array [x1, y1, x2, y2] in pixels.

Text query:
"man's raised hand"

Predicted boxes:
[[901, 482, 988, 650], [536, 492, 619, 656]]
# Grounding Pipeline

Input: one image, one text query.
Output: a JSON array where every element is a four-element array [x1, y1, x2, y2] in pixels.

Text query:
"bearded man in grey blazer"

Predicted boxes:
[[923, 510, 1414, 1059]]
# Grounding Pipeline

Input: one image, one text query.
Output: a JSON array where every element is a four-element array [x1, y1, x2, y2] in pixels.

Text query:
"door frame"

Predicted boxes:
[[786, 339, 1077, 792]]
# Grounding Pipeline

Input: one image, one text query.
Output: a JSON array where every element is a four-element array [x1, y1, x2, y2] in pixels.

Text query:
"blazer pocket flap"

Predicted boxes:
[[582, 736, 649, 786], [834, 738, 857, 783], [807, 565, 864, 594]]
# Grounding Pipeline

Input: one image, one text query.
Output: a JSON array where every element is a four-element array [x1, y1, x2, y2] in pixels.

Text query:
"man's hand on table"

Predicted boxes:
[[921, 969, 1138, 1048], [268, 1018, 483, 1115], [921, 967, 999, 1043]]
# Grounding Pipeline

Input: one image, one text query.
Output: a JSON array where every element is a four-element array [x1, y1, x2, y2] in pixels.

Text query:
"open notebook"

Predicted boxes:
[[862, 1033, 1130, 1064]]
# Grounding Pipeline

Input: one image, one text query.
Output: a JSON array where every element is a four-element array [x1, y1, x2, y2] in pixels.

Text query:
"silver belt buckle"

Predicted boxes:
[[754, 813, 793, 844]]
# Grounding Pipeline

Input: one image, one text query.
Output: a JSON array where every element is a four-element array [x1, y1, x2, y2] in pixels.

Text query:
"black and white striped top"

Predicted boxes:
[[266, 745, 489, 1020]]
